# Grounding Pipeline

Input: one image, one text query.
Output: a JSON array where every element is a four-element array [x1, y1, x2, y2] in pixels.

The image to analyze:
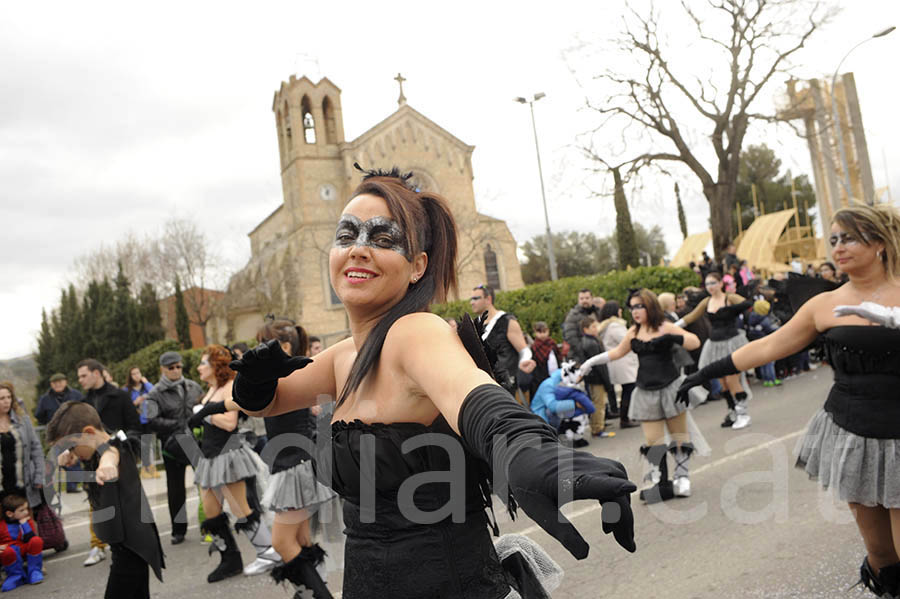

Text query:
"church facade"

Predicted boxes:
[[224, 75, 524, 344]]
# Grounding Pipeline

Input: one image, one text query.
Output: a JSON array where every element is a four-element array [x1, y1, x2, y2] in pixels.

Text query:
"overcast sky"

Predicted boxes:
[[3, 1, 898, 360]]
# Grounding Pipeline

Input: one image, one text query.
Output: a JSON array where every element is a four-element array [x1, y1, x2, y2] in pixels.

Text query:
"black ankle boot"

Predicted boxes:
[[200, 513, 243, 583], [877, 561, 900, 598], [619, 395, 638, 428], [272, 545, 333, 599], [638, 445, 674, 504], [720, 391, 736, 427]]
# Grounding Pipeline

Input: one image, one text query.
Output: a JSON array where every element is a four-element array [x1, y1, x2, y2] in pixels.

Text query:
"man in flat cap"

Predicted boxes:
[[144, 350, 202, 545], [35, 373, 83, 425], [36, 373, 85, 493]]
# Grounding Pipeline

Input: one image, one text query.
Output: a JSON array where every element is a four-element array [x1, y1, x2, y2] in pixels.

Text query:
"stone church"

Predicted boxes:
[[224, 75, 524, 344]]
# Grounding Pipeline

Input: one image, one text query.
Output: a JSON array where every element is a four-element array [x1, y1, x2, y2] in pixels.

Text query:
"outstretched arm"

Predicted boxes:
[[393, 313, 637, 558], [677, 295, 821, 402], [675, 297, 709, 327]]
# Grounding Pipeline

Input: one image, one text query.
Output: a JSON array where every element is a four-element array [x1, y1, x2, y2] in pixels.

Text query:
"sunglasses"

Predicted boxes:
[[828, 232, 861, 248], [628, 303, 646, 311], [166, 364, 183, 371]]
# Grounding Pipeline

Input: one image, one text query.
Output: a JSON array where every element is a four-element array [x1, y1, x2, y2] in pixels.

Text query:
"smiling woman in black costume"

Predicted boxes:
[[221, 166, 637, 598], [679, 203, 900, 597]]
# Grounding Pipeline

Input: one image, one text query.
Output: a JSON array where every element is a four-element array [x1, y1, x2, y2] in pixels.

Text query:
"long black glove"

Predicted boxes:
[[188, 401, 227, 428], [229, 339, 312, 411], [675, 355, 740, 406], [459, 384, 636, 559]]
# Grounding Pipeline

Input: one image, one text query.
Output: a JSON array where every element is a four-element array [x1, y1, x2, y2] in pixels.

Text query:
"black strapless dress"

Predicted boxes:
[[330, 416, 516, 599], [795, 326, 900, 508], [627, 336, 687, 422]]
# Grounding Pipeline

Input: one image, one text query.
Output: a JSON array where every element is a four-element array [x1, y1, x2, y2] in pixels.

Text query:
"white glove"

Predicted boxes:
[[833, 302, 900, 328], [577, 352, 610, 378]]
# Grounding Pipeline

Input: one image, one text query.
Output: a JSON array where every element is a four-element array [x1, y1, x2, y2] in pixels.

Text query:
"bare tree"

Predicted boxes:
[[578, 0, 834, 260], [72, 232, 161, 295], [158, 219, 225, 345], [71, 218, 227, 345]]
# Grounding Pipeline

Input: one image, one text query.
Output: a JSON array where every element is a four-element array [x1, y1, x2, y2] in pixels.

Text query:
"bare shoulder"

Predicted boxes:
[[386, 312, 458, 350]]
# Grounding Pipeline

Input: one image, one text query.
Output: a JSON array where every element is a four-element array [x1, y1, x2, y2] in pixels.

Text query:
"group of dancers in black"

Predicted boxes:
[[42, 165, 900, 598]]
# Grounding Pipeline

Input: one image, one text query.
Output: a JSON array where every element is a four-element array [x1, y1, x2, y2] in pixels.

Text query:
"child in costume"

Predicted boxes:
[[46, 402, 164, 599], [0, 494, 43, 590], [530, 361, 596, 447]]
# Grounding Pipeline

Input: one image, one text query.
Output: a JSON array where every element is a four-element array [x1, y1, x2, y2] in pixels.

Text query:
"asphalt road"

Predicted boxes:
[[25, 367, 866, 598]]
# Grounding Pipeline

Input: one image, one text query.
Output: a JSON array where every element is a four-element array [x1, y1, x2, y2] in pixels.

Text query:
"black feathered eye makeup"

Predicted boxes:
[[334, 214, 409, 258]]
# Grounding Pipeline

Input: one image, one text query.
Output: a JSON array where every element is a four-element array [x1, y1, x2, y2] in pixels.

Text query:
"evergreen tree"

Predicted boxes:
[[35, 309, 54, 394], [137, 282, 165, 347], [174, 276, 192, 349], [57, 285, 82, 373], [612, 167, 639, 269], [675, 183, 688, 240], [109, 264, 135, 362]]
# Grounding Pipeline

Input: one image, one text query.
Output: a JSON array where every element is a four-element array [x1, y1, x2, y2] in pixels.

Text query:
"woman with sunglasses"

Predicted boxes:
[[210, 166, 637, 598], [675, 272, 754, 429], [678, 204, 900, 597], [577, 289, 700, 501]]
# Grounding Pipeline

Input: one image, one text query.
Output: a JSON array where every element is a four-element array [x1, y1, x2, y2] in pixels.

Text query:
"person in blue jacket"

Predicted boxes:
[[530, 361, 596, 441]]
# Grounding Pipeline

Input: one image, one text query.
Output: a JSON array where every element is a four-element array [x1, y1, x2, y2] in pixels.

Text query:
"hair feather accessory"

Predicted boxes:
[[353, 162, 415, 188]]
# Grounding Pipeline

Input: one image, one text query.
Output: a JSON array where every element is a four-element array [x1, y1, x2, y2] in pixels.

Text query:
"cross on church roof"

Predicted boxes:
[[394, 72, 407, 106]]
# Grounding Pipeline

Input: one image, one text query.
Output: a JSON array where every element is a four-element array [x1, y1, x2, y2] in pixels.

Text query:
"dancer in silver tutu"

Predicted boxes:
[[678, 203, 900, 597], [254, 319, 339, 598], [579, 288, 700, 502], [190, 345, 280, 582], [676, 272, 754, 429]]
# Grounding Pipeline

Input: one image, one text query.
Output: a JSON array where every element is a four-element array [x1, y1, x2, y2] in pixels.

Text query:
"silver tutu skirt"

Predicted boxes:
[[262, 460, 337, 513], [194, 443, 261, 489], [629, 375, 688, 421], [698, 330, 748, 367], [795, 409, 900, 508]]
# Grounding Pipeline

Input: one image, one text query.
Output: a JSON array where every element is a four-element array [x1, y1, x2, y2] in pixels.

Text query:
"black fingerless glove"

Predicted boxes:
[[188, 401, 227, 428], [676, 355, 740, 406], [229, 339, 312, 411], [458, 384, 637, 558]]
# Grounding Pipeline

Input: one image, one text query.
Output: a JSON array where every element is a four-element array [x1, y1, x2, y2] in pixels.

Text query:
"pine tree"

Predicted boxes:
[[35, 309, 54, 394], [109, 264, 135, 362], [675, 182, 688, 240], [612, 167, 640, 269], [57, 285, 82, 373], [137, 282, 165, 347], [174, 276, 192, 349]]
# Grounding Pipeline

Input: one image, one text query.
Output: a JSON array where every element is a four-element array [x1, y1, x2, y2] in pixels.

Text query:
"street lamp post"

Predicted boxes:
[[829, 26, 895, 206], [515, 93, 558, 281]]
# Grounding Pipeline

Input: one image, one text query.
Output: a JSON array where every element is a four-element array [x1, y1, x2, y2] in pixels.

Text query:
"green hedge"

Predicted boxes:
[[431, 266, 699, 341]]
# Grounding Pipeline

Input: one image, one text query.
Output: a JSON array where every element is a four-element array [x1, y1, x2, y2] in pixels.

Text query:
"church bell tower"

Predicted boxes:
[[272, 76, 347, 226]]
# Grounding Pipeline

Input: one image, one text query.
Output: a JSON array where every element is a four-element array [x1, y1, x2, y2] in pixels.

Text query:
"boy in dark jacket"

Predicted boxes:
[[572, 317, 614, 438], [47, 402, 164, 599]]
